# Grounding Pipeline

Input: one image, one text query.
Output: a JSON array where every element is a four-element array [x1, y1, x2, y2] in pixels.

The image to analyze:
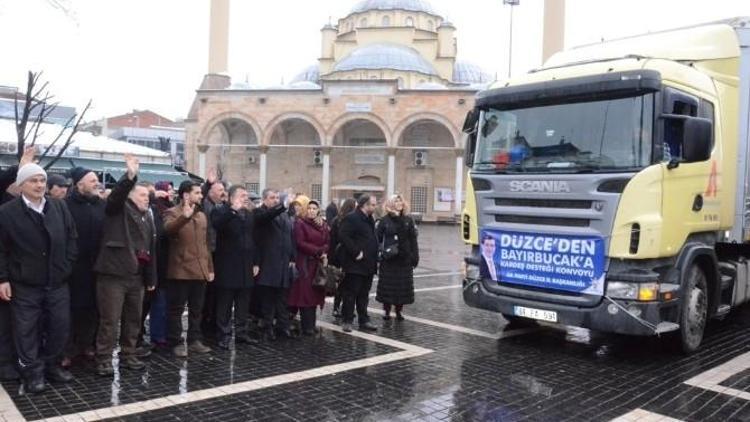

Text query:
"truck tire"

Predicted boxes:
[[676, 265, 708, 353]]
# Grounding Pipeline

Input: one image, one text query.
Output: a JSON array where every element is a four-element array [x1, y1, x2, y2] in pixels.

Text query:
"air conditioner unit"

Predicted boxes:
[[313, 149, 323, 165], [7, 143, 17, 154], [248, 155, 257, 165], [414, 150, 427, 166]]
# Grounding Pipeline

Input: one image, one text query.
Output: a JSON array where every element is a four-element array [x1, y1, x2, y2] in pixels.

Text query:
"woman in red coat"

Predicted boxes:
[[288, 200, 330, 335]]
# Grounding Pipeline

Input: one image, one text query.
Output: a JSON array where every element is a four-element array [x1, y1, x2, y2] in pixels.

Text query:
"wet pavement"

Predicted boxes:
[[3, 225, 750, 421]]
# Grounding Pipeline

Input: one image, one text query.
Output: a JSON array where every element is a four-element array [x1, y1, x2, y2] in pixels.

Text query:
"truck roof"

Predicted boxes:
[[543, 17, 749, 70]]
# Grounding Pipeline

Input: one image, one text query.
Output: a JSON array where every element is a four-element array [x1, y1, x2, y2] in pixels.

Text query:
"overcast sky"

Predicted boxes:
[[0, 0, 747, 121]]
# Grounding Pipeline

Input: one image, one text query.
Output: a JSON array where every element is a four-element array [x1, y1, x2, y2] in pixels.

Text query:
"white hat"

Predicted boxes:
[[16, 163, 47, 186]]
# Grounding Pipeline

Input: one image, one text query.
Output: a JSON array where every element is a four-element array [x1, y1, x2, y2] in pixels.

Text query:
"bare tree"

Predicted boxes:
[[14, 71, 91, 170]]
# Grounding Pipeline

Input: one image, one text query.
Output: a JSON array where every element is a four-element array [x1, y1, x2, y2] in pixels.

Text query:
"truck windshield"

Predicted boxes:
[[473, 94, 654, 173]]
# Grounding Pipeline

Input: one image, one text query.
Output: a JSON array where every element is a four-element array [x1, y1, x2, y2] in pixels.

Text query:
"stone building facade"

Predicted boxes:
[[186, 0, 495, 221]]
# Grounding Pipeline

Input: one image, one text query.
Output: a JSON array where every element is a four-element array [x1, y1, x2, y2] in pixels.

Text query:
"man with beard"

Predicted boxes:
[[63, 167, 106, 367]]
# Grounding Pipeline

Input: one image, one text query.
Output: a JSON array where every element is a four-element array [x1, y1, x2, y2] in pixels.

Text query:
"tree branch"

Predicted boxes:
[[43, 99, 91, 170]]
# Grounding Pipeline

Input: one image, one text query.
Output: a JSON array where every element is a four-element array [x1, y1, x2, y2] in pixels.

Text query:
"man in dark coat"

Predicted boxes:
[[254, 188, 295, 340], [0, 146, 36, 382], [212, 185, 285, 349], [93, 155, 157, 376], [200, 168, 225, 341], [0, 163, 78, 394], [64, 167, 106, 366], [338, 194, 379, 333]]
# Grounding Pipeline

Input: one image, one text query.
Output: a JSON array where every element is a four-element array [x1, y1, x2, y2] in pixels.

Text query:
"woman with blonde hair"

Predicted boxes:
[[375, 194, 419, 320]]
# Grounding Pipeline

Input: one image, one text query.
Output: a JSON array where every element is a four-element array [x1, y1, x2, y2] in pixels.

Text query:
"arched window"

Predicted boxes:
[[427, 20, 434, 31], [405, 17, 414, 27], [359, 18, 368, 28], [382, 15, 390, 27]]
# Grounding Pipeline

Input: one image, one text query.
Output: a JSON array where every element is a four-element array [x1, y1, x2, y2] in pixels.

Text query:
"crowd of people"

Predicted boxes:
[[0, 147, 420, 394]]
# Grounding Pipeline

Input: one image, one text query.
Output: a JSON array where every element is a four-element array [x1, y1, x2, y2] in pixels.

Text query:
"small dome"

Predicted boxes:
[[333, 43, 438, 76], [291, 64, 320, 84], [288, 81, 322, 90], [351, 0, 438, 16], [453, 60, 494, 85], [228, 81, 259, 90]]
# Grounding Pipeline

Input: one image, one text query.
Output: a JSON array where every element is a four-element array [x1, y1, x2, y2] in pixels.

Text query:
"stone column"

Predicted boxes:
[[455, 149, 465, 215], [321, 146, 332, 206], [259, 145, 269, 193], [197, 144, 210, 179], [386, 148, 397, 199]]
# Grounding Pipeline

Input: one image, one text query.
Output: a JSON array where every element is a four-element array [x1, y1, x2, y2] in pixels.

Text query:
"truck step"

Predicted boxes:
[[721, 274, 734, 290], [655, 322, 679, 334], [716, 304, 731, 317]]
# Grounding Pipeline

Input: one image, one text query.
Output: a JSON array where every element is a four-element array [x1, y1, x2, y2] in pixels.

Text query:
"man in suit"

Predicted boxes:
[[338, 194, 379, 333], [253, 188, 294, 340], [479, 234, 499, 282]]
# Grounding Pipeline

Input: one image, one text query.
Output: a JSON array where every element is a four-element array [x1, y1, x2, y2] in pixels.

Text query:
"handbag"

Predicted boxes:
[[323, 265, 344, 296], [313, 261, 328, 288], [378, 231, 399, 261]]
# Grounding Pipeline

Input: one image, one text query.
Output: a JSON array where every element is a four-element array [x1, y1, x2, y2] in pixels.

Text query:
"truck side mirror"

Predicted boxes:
[[464, 132, 477, 168], [462, 108, 480, 168], [682, 117, 712, 163]]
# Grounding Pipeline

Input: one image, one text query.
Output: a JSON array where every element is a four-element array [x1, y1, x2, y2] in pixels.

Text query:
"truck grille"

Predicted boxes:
[[495, 198, 593, 209], [495, 214, 590, 227]]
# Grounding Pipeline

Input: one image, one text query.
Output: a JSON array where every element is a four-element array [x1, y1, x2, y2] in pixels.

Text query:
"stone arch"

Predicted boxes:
[[262, 112, 326, 146], [392, 112, 461, 148], [327, 113, 392, 147], [197, 111, 263, 147]]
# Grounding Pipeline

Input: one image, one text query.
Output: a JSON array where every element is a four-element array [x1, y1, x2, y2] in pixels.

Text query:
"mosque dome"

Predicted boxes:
[[291, 64, 320, 84], [333, 43, 438, 75], [452, 60, 495, 85], [350, 0, 438, 16]]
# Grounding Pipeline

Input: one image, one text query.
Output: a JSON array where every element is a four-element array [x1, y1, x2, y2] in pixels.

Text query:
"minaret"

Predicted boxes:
[[200, 0, 231, 89], [542, 0, 565, 63]]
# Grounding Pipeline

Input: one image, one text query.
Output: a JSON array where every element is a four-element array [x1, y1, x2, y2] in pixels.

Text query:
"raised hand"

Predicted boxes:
[[207, 167, 218, 184], [19, 146, 36, 167], [125, 153, 139, 180], [182, 200, 195, 219]]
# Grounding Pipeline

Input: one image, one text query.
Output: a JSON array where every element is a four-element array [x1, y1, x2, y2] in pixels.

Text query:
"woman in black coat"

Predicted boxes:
[[375, 194, 419, 321]]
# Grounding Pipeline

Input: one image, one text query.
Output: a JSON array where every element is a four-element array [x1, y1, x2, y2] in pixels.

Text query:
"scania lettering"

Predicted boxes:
[[460, 18, 750, 353]]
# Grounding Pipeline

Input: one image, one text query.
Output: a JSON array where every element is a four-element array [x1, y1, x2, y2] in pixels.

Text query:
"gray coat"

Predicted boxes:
[[253, 205, 296, 288]]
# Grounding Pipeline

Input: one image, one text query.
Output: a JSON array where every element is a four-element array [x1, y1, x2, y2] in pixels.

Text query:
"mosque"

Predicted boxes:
[[185, 0, 564, 221]]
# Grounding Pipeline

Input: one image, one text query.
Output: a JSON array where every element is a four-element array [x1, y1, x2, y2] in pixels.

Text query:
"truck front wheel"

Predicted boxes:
[[676, 265, 708, 353]]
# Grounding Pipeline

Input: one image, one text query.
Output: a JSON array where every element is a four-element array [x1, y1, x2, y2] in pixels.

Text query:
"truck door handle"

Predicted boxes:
[[692, 194, 703, 212]]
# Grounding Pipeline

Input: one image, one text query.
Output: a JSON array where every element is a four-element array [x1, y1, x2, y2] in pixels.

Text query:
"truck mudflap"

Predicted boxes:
[[463, 278, 680, 336]]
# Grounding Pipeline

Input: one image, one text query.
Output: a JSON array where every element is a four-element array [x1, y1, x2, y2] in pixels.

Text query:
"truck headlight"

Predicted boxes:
[[606, 282, 637, 300], [606, 281, 659, 301]]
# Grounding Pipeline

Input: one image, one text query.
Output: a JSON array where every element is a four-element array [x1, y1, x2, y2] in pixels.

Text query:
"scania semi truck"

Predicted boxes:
[[461, 18, 750, 352]]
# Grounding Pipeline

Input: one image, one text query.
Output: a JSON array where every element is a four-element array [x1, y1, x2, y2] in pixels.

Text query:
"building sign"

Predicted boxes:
[[346, 103, 372, 113], [433, 187, 453, 212], [480, 229, 606, 296], [354, 153, 385, 165], [327, 84, 393, 97]]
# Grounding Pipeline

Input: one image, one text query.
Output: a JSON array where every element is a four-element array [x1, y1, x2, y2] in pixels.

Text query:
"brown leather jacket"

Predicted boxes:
[[164, 205, 213, 281]]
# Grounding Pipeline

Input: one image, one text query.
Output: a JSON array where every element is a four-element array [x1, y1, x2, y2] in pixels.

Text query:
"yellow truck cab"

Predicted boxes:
[[461, 18, 750, 352]]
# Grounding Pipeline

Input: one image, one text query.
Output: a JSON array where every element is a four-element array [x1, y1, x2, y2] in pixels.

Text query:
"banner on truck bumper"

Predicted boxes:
[[479, 229, 605, 295]]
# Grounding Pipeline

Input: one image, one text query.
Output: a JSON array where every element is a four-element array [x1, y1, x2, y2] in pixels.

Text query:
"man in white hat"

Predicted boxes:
[[0, 162, 78, 394]]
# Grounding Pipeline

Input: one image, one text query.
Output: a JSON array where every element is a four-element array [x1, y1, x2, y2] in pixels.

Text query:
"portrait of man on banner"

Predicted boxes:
[[479, 233, 499, 282]]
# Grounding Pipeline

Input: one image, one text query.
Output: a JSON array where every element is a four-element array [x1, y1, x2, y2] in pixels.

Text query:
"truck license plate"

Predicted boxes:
[[514, 306, 557, 322]]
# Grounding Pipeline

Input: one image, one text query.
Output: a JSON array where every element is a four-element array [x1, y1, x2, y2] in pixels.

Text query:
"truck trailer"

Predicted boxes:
[[461, 18, 750, 352]]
